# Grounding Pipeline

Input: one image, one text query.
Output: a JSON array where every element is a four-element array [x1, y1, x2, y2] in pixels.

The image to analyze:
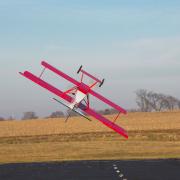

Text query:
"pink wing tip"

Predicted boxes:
[[124, 134, 128, 139], [41, 60, 47, 65], [19, 72, 24, 75], [121, 110, 127, 115], [120, 130, 128, 139]]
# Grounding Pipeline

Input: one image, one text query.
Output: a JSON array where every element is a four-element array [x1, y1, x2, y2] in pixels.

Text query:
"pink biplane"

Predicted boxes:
[[20, 61, 128, 139]]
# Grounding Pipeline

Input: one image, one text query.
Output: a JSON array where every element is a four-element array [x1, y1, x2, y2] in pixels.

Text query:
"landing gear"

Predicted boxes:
[[77, 65, 83, 74], [99, 79, 105, 87]]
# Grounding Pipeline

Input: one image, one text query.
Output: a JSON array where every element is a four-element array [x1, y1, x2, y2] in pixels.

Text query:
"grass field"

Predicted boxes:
[[0, 111, 180, 164]]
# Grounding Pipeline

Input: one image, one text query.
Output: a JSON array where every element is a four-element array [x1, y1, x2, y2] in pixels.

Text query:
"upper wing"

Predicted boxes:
[[41, 61, 126, 114], [79, 104, 128, 139], [89, 90, 127, 114]]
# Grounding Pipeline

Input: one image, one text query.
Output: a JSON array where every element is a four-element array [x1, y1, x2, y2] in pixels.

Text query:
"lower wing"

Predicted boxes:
[[78, 104, 128, 139]]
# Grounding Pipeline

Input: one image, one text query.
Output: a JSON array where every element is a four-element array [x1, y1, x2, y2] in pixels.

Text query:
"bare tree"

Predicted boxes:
[[49, 111, 64, 118], [22, 112, 38, 120], [146, 92, 169, 111], [103, 109, 111, 115], [135, 89, 180, 112], [0, 117, 5, 121], [135, 89, 152, 112], [97, 108, 118, 115], [66, 109, 79, 117], [178, 101, 180, 109], [8, 116, 15, 120], [164, 96, 180, 110]]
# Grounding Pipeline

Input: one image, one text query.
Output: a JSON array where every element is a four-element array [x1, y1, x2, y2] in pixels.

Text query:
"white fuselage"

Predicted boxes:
[[68, 90, 86, 109]]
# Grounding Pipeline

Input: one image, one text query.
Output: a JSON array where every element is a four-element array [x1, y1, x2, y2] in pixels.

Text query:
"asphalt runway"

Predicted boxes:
[[0, 159, 180, 180]]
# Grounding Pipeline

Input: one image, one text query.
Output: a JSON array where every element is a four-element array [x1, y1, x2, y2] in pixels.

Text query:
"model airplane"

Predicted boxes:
[[19, 61, 128, 138]]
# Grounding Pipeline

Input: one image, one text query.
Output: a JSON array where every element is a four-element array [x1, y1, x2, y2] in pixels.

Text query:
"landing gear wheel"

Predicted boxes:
[[77, 65, 83, 74], [99, 79, 105, 87]]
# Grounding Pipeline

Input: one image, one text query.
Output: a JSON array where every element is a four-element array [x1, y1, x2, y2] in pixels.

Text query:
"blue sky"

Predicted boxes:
[[0, 0, 180, 118]]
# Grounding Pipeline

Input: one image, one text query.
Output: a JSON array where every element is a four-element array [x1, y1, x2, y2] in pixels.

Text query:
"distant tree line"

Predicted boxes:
[[97, 108, 118, 115], [135, 89, 180, 112], [1, 89, 179, 121], [22, 110, 79, 120], [0, 116, 14, 121], [18, 109, 117, 120], [22, 112, 38, 120]]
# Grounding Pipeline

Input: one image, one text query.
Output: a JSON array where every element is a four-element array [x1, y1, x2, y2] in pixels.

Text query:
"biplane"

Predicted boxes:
[[19, 61, 128, 139]]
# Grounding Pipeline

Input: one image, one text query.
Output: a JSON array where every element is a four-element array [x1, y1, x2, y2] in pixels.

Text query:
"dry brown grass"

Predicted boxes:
[[1, 111, 180, 137], [0, 111, 180, 164]]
